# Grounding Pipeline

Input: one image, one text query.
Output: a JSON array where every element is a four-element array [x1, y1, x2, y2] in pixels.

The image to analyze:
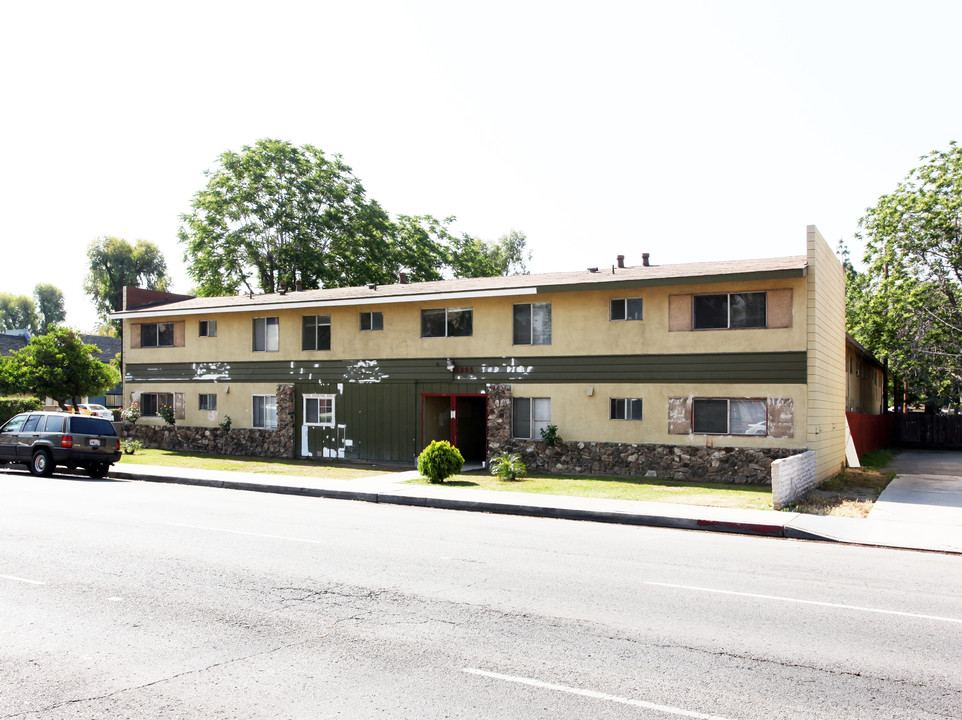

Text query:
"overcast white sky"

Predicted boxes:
[[2, 0, 959, 332]]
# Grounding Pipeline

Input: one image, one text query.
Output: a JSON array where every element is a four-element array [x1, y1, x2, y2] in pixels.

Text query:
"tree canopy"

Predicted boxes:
[[848, 141, 962, 405], [0, 293, 38, 334], [179, 139, 530, 296], [33, 283, 66, 334], [84, 236, 170, 334], [0, 327, 120, 411]]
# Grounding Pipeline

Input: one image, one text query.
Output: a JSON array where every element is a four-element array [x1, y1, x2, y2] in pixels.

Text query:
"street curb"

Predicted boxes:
[[113, 469, 791, 540]]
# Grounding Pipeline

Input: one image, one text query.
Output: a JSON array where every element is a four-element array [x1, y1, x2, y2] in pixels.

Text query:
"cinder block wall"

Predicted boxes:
[[771, 450, 817, 510]]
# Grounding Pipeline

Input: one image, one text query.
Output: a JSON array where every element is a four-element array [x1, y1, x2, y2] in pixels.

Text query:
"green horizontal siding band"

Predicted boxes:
[[126, 351, 807, 385]]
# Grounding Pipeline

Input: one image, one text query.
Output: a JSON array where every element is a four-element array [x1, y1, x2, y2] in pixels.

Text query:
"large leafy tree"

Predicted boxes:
[[84, 237, 170, 334], [0, 327, 120, 411], [0, 293, 38, 333], [180, 139, 532, 295], [34, 283, 66, 334], [180, 139, 396, 295], [850, 141, 962, 404]]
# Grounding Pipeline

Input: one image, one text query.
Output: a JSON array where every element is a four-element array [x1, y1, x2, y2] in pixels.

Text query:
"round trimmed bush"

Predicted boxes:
[[417, 440, 465, 483]]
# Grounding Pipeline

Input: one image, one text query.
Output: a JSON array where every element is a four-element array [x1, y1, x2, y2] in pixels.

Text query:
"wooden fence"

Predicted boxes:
[[892, 413, 962, 449], [846, 412, 892, 457]]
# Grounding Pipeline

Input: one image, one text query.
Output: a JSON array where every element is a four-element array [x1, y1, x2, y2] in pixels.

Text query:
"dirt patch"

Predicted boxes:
[[791, 466, 896, 518]]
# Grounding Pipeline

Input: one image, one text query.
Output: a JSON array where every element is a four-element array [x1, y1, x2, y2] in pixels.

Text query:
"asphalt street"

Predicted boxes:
[[2, 471, 961, 719]]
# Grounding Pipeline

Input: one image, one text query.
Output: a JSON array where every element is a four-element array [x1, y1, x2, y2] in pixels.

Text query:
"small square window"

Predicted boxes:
[[199, 394, 217, 411], [304, 395, 335, 426], [199, 320, 217, 337], [360, 311, 383, 331], [610, 298, 643, 321], [610, 398, 643, 420], [302, 315, 331, 351]]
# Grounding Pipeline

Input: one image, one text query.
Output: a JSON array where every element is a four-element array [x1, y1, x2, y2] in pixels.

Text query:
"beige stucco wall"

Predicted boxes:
[[124, 275, 808, 365], [127, 382, 279, 428], [510, 381, 809, 448], [806, 226, 847, 481]]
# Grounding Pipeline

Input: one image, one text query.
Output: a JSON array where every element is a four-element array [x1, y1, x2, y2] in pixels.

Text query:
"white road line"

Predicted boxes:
[[646, 582, 962, 624], [0, 574, 44, 585], [167, 523, 329, 546], [463, 668, 738, 720]]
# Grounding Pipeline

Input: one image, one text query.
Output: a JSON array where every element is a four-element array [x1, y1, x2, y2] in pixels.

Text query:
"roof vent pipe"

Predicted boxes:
[[295, 280, 303, 292], [642, 253, 650, 267], [399, 272, 408, 284], [279, 281, 287, 295], [616, 255, 625, 269]]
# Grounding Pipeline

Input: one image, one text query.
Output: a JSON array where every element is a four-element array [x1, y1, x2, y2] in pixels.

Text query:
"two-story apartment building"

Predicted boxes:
[[113, 226, 846, 483]]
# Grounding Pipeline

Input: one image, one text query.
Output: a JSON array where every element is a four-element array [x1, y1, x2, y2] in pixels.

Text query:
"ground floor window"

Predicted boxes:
[[253, 394, 277, 429], [692, 398, 766, 435], [199, 393, 217, 411], [512, 397, 551, 439], [303, 395, 335, 426], [610, 398, 643, 421], [141, 392, 174, 417]]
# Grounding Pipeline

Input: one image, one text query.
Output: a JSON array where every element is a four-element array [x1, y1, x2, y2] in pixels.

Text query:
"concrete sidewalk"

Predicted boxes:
[[110, 462, 962, 555]]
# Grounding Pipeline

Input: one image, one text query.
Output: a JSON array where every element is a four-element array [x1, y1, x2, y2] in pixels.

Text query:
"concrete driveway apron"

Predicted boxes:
[[869, 450, 962, 526]]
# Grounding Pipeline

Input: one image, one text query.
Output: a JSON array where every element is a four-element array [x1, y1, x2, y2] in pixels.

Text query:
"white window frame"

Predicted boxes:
[[513, 302, 552, 345], [610, 298, 644, 321], [610, 397, 643, 421], [691, 397, 768, 436], [253, 317, 279, 352], [199, 393, 217, 411], [253, 394, 278, 429], [303, 394, 335, 427], [512, 397, 551, 439]]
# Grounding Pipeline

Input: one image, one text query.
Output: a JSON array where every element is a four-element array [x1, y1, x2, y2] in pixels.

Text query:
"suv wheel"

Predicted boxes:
[[30, 449, 54, 477], [86, 463, 109, 479]]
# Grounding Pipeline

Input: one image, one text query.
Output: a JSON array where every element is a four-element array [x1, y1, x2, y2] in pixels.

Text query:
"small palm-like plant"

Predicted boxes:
[[491, 452, 527, 481]]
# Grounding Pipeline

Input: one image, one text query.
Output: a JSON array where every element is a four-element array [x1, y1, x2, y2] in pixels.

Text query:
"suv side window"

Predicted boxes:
[[2, 415, 27, 433], [43, 415, 66, 433], [21, 415, 42, 432]]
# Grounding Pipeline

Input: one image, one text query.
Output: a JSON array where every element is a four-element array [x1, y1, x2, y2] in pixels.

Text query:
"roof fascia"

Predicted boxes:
[[110, 286, 539, 320], [536, 267, 808, 294]]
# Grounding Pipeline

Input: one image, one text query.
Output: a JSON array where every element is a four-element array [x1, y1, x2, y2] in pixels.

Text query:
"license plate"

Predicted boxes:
[[89, 439, 101, 448]]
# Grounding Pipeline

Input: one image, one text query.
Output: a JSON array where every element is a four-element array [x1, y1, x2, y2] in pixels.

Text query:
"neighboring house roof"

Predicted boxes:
[[846, 333, 884, 371], [112, 255, 809, 319], [0, 334, 28, 357], [81, 334, 122, 364]]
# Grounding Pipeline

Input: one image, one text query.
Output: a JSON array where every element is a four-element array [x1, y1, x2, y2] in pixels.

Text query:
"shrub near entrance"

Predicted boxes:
[[417, 440, 464, 483]]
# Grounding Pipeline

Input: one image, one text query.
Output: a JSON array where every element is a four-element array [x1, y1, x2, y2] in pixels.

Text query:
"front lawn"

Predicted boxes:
[[118, 448, 398, 480], [406, 471, 775, 511]]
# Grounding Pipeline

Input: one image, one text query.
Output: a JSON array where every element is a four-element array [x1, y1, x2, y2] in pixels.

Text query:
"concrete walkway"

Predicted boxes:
[[869, 450, 962, 527], [105, 458, 962, 555]]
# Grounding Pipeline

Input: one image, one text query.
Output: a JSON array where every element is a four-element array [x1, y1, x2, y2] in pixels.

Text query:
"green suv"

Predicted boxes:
[[0, 411, 122, 478]]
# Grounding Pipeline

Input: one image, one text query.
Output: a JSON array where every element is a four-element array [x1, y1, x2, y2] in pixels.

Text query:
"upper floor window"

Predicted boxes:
[[142, 322, 174, 348], [610, 298, 643, 321], [199, 320, 217, 337], [693, 292, 766, 330], [253, 317, 279, 352], [304, 395, 335, 426], [513, 303, 551, 345], [512, 397, 551, 439], [610, 398, 643, 421], [692, 398, 767, 435], [360, 311, 383, 331], [302, 315, 331, 351], [421, 307, 472, 338], [253, 394, 277, 429]]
